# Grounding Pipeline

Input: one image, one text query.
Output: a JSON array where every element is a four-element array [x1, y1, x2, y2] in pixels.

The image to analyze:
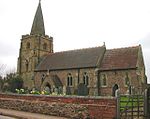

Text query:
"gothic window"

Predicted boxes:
[[26, 42, 30, 49], [67, 73, 73, 86], [101, 74, 107, 87], [83, 72, 89, 86], [41, 73, 46, 82], [43, 43, 47, 50], [125, 72, 130, 86], [25, 59, 29, 72]]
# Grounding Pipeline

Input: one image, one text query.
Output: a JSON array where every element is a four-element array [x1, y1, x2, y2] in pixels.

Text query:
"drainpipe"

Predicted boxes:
[[95, 68, 100, 96], [97, 70, 100, 96], [78, 69, 80, 84]]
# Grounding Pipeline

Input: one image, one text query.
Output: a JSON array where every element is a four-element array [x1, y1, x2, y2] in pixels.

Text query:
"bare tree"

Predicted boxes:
[[0, 64, 6, 76], [5, 67, 16, 75], [0, 64, 6, 91]]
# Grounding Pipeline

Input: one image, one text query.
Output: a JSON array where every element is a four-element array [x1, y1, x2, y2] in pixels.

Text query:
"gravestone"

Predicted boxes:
[[77, 83, 89, 96]]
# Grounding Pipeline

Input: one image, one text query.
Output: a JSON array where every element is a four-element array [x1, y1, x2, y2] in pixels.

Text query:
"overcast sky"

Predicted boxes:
[[0, 0, 150, 82]]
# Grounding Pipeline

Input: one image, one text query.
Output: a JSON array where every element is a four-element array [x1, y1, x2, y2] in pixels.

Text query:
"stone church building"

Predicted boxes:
[[17, 1, 147, 96]]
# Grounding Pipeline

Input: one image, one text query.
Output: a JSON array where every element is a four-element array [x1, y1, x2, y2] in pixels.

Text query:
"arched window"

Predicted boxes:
[[101, 74, 107, 87], [26, 42, 30, 49], [25, 59, 29, 72], [41, 73, 46, 82], [43, 43, 47, 50], [125, 72, 130, 86], [83, 72, 89, 86], [67, 73, 73, 86]]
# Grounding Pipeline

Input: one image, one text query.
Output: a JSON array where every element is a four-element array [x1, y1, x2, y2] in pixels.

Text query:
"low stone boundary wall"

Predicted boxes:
[[0, 93, 116, 119]]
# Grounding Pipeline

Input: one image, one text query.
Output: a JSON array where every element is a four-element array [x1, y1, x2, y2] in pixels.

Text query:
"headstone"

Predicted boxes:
[[77, 83, 89, 96], [66, 86, 71, 95]]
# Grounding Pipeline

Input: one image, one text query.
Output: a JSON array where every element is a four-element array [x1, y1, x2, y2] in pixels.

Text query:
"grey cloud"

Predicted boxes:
[[0, 41, 16, 57]]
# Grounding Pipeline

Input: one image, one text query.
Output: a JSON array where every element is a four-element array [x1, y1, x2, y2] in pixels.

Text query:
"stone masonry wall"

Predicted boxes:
[[100, 69, 142, 96], [17, 34, 53, 90], [35, 68, 98, 95], [0, 93, 116, 119]]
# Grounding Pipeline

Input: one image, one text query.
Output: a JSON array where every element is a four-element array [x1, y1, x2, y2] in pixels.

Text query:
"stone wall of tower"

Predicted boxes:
[[17, 34, 53, 90]]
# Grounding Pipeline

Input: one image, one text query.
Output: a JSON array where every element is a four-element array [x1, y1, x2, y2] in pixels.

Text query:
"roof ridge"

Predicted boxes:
[[52, 45, 105, 54], [107, 45, 140, 51]]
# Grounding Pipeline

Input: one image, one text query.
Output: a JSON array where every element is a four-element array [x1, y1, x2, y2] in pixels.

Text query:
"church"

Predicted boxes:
[[17, 1, 147, 96]]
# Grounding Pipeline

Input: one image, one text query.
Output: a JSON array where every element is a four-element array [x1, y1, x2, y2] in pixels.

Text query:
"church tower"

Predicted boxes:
[[17, 1, 53, 89]]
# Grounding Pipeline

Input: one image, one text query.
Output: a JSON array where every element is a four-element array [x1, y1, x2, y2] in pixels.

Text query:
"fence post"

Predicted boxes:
[[116, 89, 120, 119], [144, 89, 148, 118]]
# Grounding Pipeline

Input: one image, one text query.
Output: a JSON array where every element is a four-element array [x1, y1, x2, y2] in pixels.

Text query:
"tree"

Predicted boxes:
[[5, 73, 23, 93], [0, 76, 4, 91], [0, 64, 6, 76], [0, 64, 6, 92], [0, 64, 23, 93]]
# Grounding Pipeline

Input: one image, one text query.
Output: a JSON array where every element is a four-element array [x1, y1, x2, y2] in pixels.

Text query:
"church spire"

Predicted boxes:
[[30, 1, 45, 35]]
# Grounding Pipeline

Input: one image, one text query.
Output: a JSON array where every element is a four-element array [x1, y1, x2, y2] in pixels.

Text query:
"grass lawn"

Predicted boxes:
[[119, 95, 144, 111]]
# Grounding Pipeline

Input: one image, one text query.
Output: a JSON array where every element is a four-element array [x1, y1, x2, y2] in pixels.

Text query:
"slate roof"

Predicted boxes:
[[100, 46, 139, 71], [36, 46, 106, 71]]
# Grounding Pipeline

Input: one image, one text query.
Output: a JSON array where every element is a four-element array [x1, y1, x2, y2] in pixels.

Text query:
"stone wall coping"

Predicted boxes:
[[0, 93, 116, 100]]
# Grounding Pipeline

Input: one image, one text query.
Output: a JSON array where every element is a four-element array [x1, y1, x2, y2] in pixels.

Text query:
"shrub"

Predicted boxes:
[[5, 73, 23, 93], [41, 90, 50, 95], [15, 88, 25, 94], [30, 90, 40, 95]]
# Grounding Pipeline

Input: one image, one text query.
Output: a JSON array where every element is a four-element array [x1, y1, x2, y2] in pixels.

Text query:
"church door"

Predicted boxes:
[[112, 84, 119, 96]]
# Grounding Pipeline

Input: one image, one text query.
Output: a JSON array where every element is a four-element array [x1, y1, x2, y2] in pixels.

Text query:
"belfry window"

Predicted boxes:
[[67, 73, 73, 86], [83, 72, 89, 86], [26, 42, 30, 49], [43, 43, 47, 50]]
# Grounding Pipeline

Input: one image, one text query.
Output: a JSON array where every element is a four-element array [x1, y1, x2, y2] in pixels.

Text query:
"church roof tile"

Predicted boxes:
[[36, 46, 106, 71], [100, 46, 139, 71]]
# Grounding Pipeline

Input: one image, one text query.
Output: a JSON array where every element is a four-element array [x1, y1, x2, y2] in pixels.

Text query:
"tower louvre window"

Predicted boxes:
[[43, 43, 47, 50], [26, 42, 30, 49]]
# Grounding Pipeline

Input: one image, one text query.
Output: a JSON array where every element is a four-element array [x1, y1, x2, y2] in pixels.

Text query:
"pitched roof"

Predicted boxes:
[[100, 46, 139, 71], [30, 1, 45, 35], [36, 46, 106, 71]]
